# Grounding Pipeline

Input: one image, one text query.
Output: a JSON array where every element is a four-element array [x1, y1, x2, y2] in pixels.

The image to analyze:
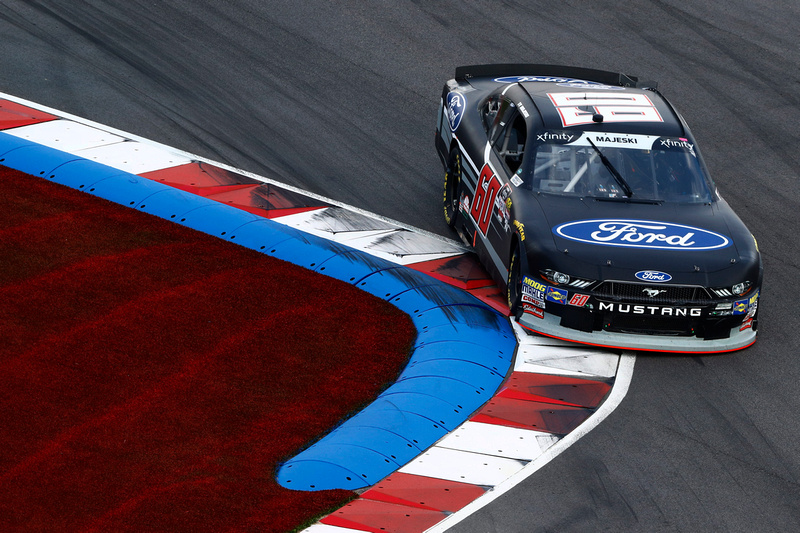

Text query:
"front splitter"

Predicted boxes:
[[518, 311, 757, 353]]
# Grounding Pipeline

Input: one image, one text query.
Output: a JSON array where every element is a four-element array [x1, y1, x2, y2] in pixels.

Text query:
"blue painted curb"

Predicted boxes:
[[0, 131, 516, 491]]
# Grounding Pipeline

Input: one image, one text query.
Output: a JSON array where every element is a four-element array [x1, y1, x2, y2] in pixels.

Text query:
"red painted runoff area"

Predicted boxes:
[[498, 372, 613, 408], [0, 99, 57, 129], [408, 255, 508, 314], [0, 166, 416, 532], [408, 255, 494, 290], [141, 162, 329, 219], [472, 393, 594, 435], [362, 473, 487, 512], [321, 499, 447, 533]]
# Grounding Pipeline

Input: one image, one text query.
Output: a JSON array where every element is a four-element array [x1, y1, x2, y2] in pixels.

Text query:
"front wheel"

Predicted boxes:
[[443, 148, 461, 228]]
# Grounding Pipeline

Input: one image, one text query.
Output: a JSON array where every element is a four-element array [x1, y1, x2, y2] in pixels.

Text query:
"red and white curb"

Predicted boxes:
[[305, 332, 633, 533], [0, 93, 635, 532]]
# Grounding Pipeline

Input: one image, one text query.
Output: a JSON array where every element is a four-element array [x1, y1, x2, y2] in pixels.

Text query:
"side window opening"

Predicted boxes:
[[487, 97, 513, 143], [497, 114, 526, 173], [482, 96, 501, 132], [483, 95, 528, 174]]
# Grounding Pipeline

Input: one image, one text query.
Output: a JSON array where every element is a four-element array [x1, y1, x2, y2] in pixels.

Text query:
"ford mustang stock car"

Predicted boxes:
[[435, 64, 762, 353]]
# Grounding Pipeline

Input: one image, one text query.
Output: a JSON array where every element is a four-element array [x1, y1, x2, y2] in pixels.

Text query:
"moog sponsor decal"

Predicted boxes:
[[554, 219, 731, 250], [522, 276, 546, 303]]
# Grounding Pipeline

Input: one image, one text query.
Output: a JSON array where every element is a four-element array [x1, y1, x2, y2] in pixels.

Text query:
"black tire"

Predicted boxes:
[[507, 244, 522, 313], [443, 148, 461, 228]]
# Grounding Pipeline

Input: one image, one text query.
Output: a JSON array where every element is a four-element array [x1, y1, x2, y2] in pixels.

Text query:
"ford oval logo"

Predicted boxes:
[[553, 219, 730, 251], [636, 270, 672, 283], [446, 92, 465, 131]]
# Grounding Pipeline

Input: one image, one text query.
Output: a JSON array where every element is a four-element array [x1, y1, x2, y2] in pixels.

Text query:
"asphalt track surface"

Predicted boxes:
[[2, 1, 799, 531]]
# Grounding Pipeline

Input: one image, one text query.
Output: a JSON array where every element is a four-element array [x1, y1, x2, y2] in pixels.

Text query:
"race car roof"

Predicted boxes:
[[455, 64, 686, 137], [522, 83, 685, 137]]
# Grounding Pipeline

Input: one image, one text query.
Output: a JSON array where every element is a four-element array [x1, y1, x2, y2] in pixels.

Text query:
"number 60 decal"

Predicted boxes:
[[470, 164, 502, 236]]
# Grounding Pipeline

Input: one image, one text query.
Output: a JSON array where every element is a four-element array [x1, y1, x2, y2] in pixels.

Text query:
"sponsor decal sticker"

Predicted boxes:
[[536, 131, 576, 144], [749, 291, 759, 305], [495, 184, 512, 233], [495, 76, 605, 85], [446, 92, 466, 131], [524, 304, 545, 319], [733, 300, 749, 315], [522, 276, 546, 292], [569, 294, 590, 307], [593, 135, 638, 145], [562, 132, 660, 149], [739, 317, 753, 331], [459, 192, 470, 213], [635, 270, 672, 283], [522, 293, 545, 308], [746, 291, 759, 318], [546, 286, 568, 305], [660, 137, 695, 155], [557, 82, 624, 90], [522, 276, 546, 304], [493, 76, 623, 90], [554, 219, 731, 251]]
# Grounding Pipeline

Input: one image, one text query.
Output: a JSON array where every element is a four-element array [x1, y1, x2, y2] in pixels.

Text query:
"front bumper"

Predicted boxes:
[[516, 279, 760, 353], [517, 308, 757, 353]]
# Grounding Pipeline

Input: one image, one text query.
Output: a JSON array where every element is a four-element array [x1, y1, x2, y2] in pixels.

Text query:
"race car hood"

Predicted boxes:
[[533, 194, 754, 279]]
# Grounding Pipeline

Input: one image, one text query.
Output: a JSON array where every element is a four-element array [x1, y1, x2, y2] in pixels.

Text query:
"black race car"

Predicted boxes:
[[435, 64, 762, 353]]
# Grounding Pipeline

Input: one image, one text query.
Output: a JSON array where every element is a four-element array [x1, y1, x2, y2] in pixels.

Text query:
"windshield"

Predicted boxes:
[[525, 132, 714, 203]]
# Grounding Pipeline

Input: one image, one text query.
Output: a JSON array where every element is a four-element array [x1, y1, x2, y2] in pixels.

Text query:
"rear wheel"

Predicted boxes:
[[443, 148, 461, 228], [507, 244, 522, 313]]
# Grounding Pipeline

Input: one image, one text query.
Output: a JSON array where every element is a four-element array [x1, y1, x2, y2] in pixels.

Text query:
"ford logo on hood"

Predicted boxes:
[[446, 92, 465, 131], [553, 219, 730, 251], [635, 270, 672, 282]]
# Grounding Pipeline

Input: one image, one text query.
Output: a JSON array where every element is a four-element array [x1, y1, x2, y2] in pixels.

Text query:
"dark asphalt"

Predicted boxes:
[[2, 1, 799, 531]]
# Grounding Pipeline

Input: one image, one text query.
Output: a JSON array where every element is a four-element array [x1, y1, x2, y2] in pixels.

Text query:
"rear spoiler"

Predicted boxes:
[[454, 64, 657, 89]]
